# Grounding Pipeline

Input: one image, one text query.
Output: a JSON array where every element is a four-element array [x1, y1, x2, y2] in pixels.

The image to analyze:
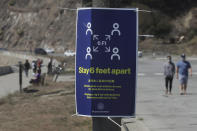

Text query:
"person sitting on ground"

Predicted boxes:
[[29, 70, 41, 84]]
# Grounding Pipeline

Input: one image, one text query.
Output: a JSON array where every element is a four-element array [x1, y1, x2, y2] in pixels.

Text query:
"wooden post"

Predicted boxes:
[[19, 61, 23, 93]]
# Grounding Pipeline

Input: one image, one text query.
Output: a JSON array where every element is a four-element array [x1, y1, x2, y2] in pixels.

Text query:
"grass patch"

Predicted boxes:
[[16, 29, 24, 37], [61, 68, 75, 75], [137, 117, 144, 121], [8, 0, 16, 6], [0, 82, 92, 131]]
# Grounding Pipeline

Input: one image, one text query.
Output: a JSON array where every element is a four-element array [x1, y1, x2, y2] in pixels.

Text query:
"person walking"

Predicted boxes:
[[176, 54, 192, 95], [24, 59, 31, 77], [37, 58, 42, 74], [29, 69, 41, 85], [32, 60, 37, 74], [164, 56, 175, 95], [47, 58, 53, 74]]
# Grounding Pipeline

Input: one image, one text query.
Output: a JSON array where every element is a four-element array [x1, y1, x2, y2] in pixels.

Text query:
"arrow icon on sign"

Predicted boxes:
[[105, 47, 110, 52], [93, 35, 99, 40], [93, 46, 99, 52], [105, 35, 111, 41]]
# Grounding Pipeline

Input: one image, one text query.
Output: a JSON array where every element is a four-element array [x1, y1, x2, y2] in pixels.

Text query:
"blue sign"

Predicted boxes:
[[76, 8, 138, 117]]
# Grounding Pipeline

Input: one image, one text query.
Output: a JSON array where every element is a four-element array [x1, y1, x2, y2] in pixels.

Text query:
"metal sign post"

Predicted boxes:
[[92, 117, 121, 131]]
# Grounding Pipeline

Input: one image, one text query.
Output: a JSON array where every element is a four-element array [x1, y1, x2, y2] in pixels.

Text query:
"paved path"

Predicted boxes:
[[0, 72, 31, 97], [50, 56, 197, 131], [125, 56, 197, 131], [0, 66, 72, 98], [56, 75, 75, 82], [0, 51, 59, 98]]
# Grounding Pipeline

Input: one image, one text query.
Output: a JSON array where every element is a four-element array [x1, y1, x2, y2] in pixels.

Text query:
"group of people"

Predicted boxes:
[[164, 54, 192, 95], [22, 59, 43, 84], [22, 57, 65, 85], [30, 59, 43, 84]]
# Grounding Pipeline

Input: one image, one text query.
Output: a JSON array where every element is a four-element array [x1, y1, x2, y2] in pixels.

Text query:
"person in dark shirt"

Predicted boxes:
[[47, 58, 53, 74], [24, 59, 30, 77], [163, 56, 175, 95]]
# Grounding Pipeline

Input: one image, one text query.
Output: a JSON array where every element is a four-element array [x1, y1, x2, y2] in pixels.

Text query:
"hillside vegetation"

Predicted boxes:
[[0, 0, 197, 54]]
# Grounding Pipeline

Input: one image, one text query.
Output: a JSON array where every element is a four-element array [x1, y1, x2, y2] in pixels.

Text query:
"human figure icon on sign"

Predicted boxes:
[[86, 22, 93, 35], [111, 23, 121, 36], [111, 47, 120, 60], [85, 47, 92, 60]]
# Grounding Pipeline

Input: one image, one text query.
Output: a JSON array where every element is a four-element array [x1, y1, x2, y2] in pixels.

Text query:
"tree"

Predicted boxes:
[[109, 0, 121, 8], [92, 0, 110, 7], [83, 0, 131, 8], [82, 0, 92, 7]]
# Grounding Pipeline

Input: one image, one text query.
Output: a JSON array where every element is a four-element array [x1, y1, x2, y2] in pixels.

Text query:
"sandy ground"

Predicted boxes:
[[0, 81, 92, 131]]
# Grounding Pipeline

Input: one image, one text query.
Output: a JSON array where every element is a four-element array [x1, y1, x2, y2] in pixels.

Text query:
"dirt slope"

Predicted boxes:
[[0, 0, 81, 52]]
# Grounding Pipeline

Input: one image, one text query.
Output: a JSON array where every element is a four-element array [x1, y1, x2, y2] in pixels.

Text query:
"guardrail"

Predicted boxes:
[[0, 66, 13, 76]]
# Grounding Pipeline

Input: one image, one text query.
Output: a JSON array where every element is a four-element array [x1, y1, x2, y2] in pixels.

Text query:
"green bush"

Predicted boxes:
[[8, 0, 16, 6], [17, 29, 24, 37], [187, 29, 197, 40], [138, 0, 197, 17], [150, 12, 172, 38], [154, 20, 172, 38], [139, 10, 172, 38]]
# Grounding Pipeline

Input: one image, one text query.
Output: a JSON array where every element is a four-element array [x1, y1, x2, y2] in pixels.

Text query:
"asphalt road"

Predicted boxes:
[[0, 71, 32, 97], [0, 51, 57, 98], [135, 56, 197, 131]]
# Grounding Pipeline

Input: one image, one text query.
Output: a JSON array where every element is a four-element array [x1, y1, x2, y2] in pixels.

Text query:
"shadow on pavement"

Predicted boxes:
[[186, 93, 197, 95], [23, 88, 39, 93]]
